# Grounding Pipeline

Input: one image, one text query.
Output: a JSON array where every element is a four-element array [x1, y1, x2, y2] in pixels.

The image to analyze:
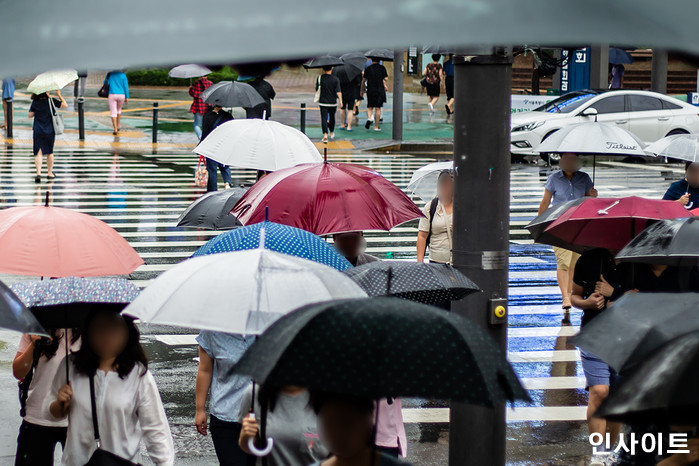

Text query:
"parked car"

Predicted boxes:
[[510, 89, 699, 162]]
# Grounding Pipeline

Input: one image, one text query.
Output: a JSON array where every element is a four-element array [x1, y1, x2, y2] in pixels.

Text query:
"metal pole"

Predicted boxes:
[[152, 102, 159, 144], [392, 49, 404, 141], [651, 49, 668, 93], [78, 98, 85, 141], [449, 50, 512, 466], [300, 103, 306, 134], [6, 99, 12, 139], [589, 44, 609, 89]]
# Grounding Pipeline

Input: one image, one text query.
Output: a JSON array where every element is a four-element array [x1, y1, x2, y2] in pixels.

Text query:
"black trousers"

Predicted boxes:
[[15, 420, 66, 466], [319, 105, 336, 135], [209, 415, 254, 466]]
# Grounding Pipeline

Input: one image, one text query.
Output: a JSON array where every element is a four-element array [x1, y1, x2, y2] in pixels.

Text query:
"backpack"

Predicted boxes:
[[425, 197, 439, 249]]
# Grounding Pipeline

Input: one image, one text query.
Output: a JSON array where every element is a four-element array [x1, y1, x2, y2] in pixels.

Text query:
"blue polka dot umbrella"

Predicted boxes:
[[192, 219, 352, 271]]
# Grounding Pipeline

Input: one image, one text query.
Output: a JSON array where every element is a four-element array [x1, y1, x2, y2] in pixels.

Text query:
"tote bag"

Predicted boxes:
[[47, 97, 65, 135]]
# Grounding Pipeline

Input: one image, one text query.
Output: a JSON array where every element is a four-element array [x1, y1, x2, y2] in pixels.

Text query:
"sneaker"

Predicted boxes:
[[329, 132, 335, 140], [429, 103, 435, 113], [224, 183, 231, 190], [374, 127, 381, 131]]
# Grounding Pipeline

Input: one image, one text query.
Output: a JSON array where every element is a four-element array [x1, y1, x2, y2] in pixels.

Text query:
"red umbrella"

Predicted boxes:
[[232, 160, 424, 236], [543, 196, 694, 252], [0, 196, 143, 277]]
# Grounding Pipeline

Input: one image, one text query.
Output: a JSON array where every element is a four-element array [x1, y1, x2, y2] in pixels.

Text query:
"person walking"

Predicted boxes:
[[49, 310, 174, 466], [609, 64, 625, 89], [201, 105, 234, 191], [28, 90, 67, 183], [537, 153, 598, 313], [316, 66, 342, 143], [663, 161, 699, 209], [13, 330, 81, 465], [103, 70, 129, 135], [1, 76, 15, 130], [422, 55, 442, 114], [195, 331, 254, 466], [337, 72, 361, 131], [442, 54, 455, 115], [417, 170, 454, 264], [363, 59, 388, 131], [244, 77, 276, 120], [189, 74, 213, 139]]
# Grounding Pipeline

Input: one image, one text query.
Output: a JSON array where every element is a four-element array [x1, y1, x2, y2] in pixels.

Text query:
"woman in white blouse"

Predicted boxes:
[[49, 310, 174, 466], [417, 170, 454, 264]]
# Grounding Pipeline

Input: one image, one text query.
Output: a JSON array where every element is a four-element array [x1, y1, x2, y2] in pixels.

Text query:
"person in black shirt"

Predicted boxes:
[[363, 59, 388, 131], [315, 66, 342, 143], [200, 106, 233, 192], [28, 90, 67, 183], [244, 77, 276, 120]]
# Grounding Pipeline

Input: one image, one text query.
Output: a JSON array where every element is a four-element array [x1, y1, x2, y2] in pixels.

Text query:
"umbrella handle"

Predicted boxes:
[[246, 413, 274, 457], [686, 201, 694, 210]]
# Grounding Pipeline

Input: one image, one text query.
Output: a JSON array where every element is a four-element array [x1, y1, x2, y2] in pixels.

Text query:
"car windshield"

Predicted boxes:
[[534, 92, 596, 114]]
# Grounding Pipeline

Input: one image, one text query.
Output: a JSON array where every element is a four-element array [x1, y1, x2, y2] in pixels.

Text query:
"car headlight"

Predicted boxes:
[[512, 121, 545, 132]]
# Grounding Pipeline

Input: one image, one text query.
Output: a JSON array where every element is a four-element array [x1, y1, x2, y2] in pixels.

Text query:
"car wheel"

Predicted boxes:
[[539, 130, 560, 164], [663, 129, 689, 163]]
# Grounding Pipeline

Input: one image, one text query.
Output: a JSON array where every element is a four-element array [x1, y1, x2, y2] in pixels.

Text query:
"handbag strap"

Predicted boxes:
[[89, 374, 102, 448], [47, 96, 56, 116]]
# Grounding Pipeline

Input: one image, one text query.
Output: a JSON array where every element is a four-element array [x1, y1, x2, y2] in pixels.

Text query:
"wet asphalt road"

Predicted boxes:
[[0, 144, 688, 465]]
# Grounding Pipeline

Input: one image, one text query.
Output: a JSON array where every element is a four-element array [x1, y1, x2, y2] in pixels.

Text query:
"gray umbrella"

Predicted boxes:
[[177, 188, 246, 230], [3, 1, 699, 77], [423, 45, 455, 54], [616, 217, 699, 266], [340, 52, 369, 73], [365, 48, 394, 61], [303, 55, 344, 69], [168, 64, 212, 78], [0, 280, 47, 336], [525, 197, 590, 254], [201, 81, 265, 108]]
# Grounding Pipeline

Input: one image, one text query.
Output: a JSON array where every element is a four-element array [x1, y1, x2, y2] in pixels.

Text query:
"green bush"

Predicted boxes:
[[126, 67, 238, 86]]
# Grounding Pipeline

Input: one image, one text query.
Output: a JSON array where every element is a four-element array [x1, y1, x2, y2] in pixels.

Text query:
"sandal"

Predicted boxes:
[[562, 296, 572, 310], [34, 175, 41, 183], [47, 174, 56, 180]]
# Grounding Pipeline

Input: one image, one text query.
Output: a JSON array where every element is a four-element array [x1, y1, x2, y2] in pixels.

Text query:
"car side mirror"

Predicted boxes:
[[581, 107, 598, 117]]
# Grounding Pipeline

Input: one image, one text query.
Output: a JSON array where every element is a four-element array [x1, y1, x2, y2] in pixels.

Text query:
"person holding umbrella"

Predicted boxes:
[[316, 66, 342, 143], [103, 70, 129, 135], [200, 105, 233, 191], [663, 162, 699, 209], [537, 153, 597, 311], [243, 76, 276, 120], [28, 90, 67, 183], [417, 170, 453, 264], [189, 74, 213, 139]]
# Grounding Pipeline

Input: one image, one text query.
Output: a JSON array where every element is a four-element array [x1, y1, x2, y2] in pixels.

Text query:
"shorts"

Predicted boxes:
[[33, 132, 55, 155], [445, 75, 454, 100], [425, 81, 440, 97], [552, 246, 580, 272], [341, 94, 355, 110], [366, 91, 385, 108], [108, 94, 126, 118], [580, 348, 619, 389]]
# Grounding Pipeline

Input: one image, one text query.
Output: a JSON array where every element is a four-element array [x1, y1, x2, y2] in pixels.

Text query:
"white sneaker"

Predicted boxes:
[[428, 103, 435, 113], [224, 183, 231, 190]]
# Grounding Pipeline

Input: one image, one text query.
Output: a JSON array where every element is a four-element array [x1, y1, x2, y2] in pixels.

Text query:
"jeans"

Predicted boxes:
[[319, 105, 336, 135], [209, 415, 254, 466], [205, 157, 232, 192], [194, 113, 204, 139], [15, 420, 66, 466]]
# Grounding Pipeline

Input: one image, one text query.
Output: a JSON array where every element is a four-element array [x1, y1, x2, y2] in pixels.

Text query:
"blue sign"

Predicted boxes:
[[560, 48, 590, 92]]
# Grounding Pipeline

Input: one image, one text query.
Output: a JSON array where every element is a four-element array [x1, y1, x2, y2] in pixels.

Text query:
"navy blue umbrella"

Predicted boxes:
[[609, 47, 634, 65]]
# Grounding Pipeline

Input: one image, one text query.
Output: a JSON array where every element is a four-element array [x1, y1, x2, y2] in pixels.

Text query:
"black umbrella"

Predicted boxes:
[[595, 331, 699, 425], [0, 280, 47, 336], [569, 292, 699, 374], [233, 297, 529, 405], [616, 217, 699, 266], [303, 55, 344, 69], [176, 188, 246, 230], [343, 261, 479, 308], [340, 52, 368, 73], [201, 81, 265, 108], [332, 65, 355, 84], [365, 48, 394, 61], [525, 197, 589, 253]]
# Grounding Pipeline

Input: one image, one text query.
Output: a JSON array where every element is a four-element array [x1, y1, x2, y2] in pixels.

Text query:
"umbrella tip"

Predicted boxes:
[[45, 191, 49, 207]]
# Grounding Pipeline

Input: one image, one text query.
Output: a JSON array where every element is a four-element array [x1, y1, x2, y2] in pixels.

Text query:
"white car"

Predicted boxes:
[[510, 89, 699, 162]]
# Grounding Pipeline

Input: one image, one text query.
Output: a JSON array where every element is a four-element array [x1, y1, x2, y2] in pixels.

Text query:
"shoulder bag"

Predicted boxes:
[[84, 374, 141, 466], [47, 97, 65, 135], [98, 73, 110, 98]]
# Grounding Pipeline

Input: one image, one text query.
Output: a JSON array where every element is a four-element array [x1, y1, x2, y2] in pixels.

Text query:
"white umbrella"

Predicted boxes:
[[535, 122, 647, 156], [645, 134, 699, 163], [406, 161, 453, 202], [168, 64, 211, 79], [193, 119, 322, 171], [26, 69, 78, 95], [122, 248, 366, 335]]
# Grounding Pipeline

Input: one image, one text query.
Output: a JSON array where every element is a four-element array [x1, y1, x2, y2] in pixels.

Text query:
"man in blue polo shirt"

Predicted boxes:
[[663, 161, 699, 209], [537, 153, 598, 313]]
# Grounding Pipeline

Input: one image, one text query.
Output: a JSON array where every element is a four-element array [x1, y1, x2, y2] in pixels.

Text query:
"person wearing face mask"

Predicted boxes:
[[663, 161, 699, 209], [537, 153, 598, 313]]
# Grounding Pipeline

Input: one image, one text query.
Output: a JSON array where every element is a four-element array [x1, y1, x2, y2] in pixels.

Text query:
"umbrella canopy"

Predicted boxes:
[[168, 64, 211, 78], [193, 119, 321, 171], [339, 52, 368, 73], [303, 55, 344, 69], [645, 134, 699, 163], [344, 261, 479, 307], [332, 65, 358, 84], [406, 161, 453, 202], [123, 249, 366, 335], [365, 48, 394, 61], [595, 330, 699, 425], [608, 47, 634, 65], [535, 122, 647, 156], [201, 81, 265, 108], [231, 160, 424, 235], [26, 69, 78, 95], [616, 217, 699, 266], [542, 196, 693, 252], [0, 280, 48, 336], [525, 197, 590, 253], [0, 204, 143, 277], [233, 297, 529, 405], [569, 292, 699, 374], [176, 188, 246, 230], [423, 45, 455, 54], [192, 219, 352, 271], [11, 277, 140, 328]]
